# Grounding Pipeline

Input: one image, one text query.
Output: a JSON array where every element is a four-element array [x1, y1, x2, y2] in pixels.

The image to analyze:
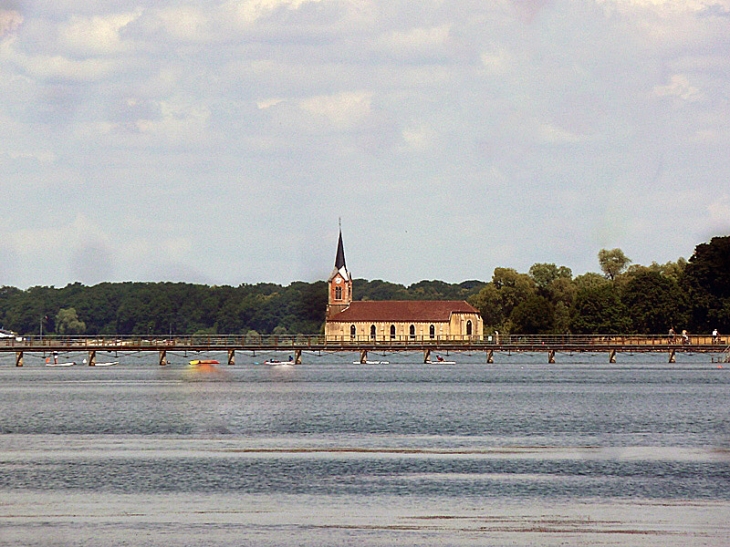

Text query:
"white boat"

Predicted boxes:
[[45, 361, 76, 367], [426, 358, 456, 365], [94, 362, 119, 367], [264, 359, 294, 366], [353, 360, 390, 365]]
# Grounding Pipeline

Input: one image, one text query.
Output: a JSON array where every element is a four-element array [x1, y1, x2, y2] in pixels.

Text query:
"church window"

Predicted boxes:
[[390, 325, 396, 339], [350, 325, 356, 339], [335, 286, 342, 300], [370, 325, 376, 340], [429, 325, 435, 339], [409, 325, 415, 339], [466, 320, 472, 336]]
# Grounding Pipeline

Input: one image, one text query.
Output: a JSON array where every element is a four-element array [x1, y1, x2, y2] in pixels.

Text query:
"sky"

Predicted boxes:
[[1, 0, 729, 289]]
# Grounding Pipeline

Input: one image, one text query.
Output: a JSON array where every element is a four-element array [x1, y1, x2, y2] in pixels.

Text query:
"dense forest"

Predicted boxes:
[[0, 236, 728, 337]]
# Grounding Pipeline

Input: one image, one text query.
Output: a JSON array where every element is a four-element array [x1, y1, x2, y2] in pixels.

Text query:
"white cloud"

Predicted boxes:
[[58, 11, 141, 55], [653, 74, 703, 101], [708, 195, 730, 230], [298, 91, 371, 129], [0, 9, 23, 37]]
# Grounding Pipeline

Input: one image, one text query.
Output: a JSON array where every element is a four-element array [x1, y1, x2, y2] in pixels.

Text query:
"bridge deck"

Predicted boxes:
[[1, 334, 727, 354]]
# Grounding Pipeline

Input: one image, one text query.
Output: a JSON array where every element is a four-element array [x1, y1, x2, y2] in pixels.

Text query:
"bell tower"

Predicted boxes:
[[326, 226, 352, 319]]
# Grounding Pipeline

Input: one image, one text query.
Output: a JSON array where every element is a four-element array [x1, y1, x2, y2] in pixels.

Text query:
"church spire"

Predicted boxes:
[[335, 228, 346, 270], [327, 223, 352, 318]]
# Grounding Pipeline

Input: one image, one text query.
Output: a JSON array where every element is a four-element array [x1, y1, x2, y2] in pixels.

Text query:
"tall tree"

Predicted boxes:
[[681, 236, 730, 332], [598, 248, 632, 280]]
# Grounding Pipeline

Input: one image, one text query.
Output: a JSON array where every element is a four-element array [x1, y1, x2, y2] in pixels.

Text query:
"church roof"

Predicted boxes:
[[328, 229, 350, 281], [327, 300, 480, 322]]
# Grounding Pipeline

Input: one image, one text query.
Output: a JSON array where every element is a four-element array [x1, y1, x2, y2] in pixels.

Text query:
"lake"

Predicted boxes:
[[1, 350, 728, 546]]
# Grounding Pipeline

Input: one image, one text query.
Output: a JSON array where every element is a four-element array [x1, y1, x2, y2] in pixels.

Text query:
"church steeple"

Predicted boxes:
[[335, 229, 346, 271], [326, 225, 352, 319]]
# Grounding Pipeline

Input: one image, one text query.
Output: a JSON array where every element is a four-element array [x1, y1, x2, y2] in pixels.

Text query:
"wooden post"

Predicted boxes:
[[15, 351, 23, 367], [227, 349, 235, 366], [88, 350, 96, 366], [668, 349, 676, 363], [294, 349, 302, 365], [423, 349, 431, 363], [360, 350, 367, 364], [486, 349, 494, 364], [159, 350, 167, 366], [548, 350, 555, 364], [609, 349, 617, 363]]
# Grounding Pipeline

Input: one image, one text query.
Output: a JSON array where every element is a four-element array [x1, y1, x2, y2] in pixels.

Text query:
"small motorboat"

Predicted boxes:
[[45, 361, 76, 367], [427, 356, 456, 365], [189, 359, 220, 366], [353, 360, 390, 365], [94, 362, 119, 367], [264, 359, 294, 366]]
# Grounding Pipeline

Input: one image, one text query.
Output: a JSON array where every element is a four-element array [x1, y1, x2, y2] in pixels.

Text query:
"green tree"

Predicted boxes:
[[510, 295, 554, 334], [598, 248, 631, 280], [55, 308, 86, 335], [570, 285, 632, 334], [622, 271, 688, 334], [681, 236, 730, 332]]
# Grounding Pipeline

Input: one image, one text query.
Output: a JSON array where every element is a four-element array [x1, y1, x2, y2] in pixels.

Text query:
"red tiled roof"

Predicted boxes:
[[328, 300, 480, 322]]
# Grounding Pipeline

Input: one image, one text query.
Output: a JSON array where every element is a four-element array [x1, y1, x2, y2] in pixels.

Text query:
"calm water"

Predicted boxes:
[[1, 351, 729, 546]]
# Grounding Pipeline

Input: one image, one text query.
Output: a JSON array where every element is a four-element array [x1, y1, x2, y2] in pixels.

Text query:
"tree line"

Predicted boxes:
[[0, 236, 728, 337]]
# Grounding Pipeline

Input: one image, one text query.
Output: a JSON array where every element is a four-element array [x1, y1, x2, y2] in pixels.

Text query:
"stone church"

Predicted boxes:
[[324, 231, 483, 342]]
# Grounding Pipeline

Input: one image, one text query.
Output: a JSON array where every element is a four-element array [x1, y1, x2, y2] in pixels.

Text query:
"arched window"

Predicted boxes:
[[466, 320, 473, 336], [390, 325, 396, 339], [335, 286, 342, 300], [409, 325, 416, 339], [429, 324, 435, 339], [350, 325, 356, 339], [370, 325, 376, 340]]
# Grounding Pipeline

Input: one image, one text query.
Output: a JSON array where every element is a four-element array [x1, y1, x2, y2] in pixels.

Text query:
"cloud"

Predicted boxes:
[[0, 9, 22, 37], [653, 74, 703, 101], [58, 10, 141, 55], [708, 195, 730, 231], [298, 91, 372, 129]]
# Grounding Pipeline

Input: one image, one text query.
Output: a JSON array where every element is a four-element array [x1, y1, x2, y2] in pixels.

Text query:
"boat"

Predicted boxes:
[[45, 361, 76, 367], [353, 360, 390, 365], [264, 359, 294, 366], [189, 359, 220, 366], [426, 356, 456, 365], [94, 362, 119, 367]]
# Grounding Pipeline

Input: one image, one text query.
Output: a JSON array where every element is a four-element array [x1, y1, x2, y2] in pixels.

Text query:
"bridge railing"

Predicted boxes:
[[0, 333, 725, 349]]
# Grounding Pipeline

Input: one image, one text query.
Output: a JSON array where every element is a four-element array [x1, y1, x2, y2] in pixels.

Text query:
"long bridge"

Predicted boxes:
[[2, 333, 728, 366]]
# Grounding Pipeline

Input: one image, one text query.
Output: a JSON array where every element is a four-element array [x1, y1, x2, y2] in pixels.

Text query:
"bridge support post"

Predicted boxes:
[[227, 349, 235, 366], [486, 349, 494, 364], [15, 351, 23, 367], [423, 349, 431, 363], [548, 350, 555, 364], [609, 349, 617, 363], [668, 349, 676, 363], [359, 350, 367, 364], [294, 349, 302, 365], [88, 351, 96, 366], [159, 350, 167, 366]]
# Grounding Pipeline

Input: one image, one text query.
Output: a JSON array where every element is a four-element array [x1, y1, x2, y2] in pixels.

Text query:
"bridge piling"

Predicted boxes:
[[227, 349, 235, 366], [88, 351, 96, 366], [294, 349, 302, 365], [159, 350, 167, 366], [486, 349, 494, 364], [669, 349, 676, 363], [359, 350, 367, 364], [609, 349, 617, 363], [548, 350, 556, 364], [15, 351, 23, 367], [423, 349, 431, 364]]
